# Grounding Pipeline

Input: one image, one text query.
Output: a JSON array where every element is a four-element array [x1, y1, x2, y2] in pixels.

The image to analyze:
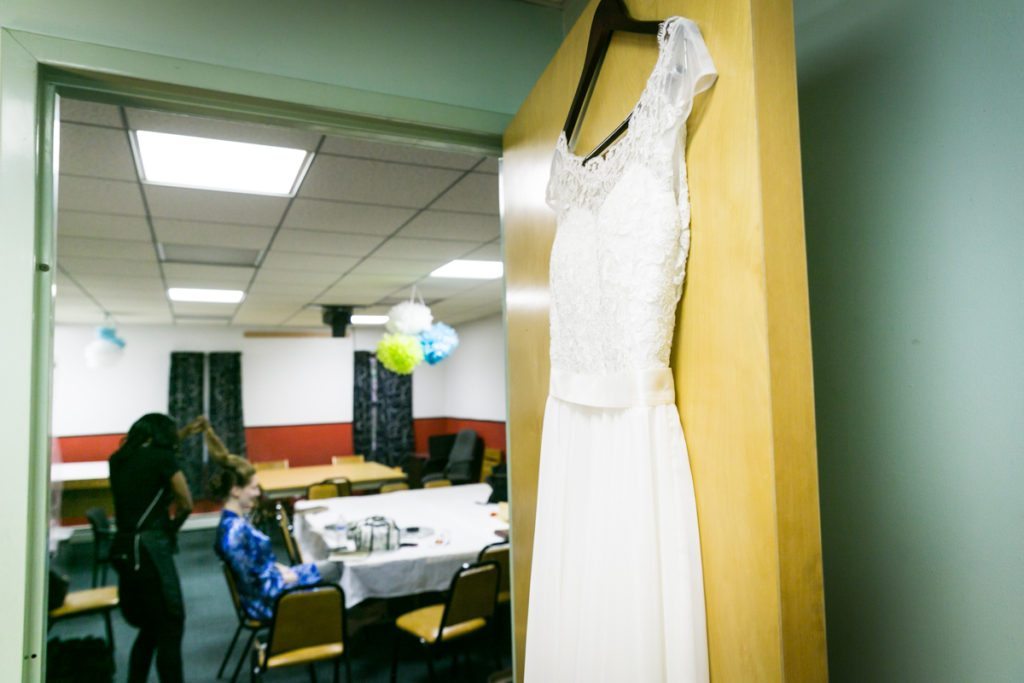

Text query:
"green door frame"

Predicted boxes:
[[0, 27, 503, 682]]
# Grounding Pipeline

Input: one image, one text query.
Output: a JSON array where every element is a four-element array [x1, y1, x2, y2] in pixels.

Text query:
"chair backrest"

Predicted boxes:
[[442, 562, 499, 629], [331, 455, 365, 465], [477, 543, 510, 599], [275, 503, 302, 564], [307, 483, 337, 500], [266, 584, 345, 657], [445, 430, 484, 484], [379, 482, 409, 494], [325, 477, 352, 497], [85, 507, 111, 535], [222, 563, 246, 619], [423, 479, 452, 489], [254, 459, 289, 471]]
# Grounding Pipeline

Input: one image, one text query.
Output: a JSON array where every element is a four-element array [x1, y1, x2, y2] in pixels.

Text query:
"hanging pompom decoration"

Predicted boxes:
[[385, 301, 433, 335], [84, 325, 126, 368], [376, 333, 424, 375], [419, 323, 459, 365]]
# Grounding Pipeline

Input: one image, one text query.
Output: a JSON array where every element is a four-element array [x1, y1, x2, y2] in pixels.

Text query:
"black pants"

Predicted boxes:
[[116, 538, 185, 683]]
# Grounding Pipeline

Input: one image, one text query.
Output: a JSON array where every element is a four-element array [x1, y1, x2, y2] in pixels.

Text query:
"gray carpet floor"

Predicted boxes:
[[49, 527, 512, 682]]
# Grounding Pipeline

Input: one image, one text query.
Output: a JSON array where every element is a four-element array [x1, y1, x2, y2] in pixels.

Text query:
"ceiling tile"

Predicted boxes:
[[74, 274, 165, 292], [59, 176, 146, 216], [271, 229, 384, 257], [163, 263, 254, 287], [60, 100, 123, 128], [162, 244, 260, 267], [398, 210, 500, 241], [171, 302, 241, 316], [334, 273, 413, 288], [319, 137, 482, 170], [152, 219, 274, 250], [58, 211, 151, 241], [250, 269, 338, 288], [477, 157, 500, 174], [281, 309, 326, 327], [117, 312, 174, 324], [60, 257, 161, 279], [315, 287, 392, 306], [54, 305, 105, 324], [464, 241, 502, 260], [350, 257, 446, 278], [144, 185, 288, 226], [59, 124, 137, 181], [242, 293, 312, 308], [57, 236, 156, 261], [392, 278, 483, 300], [284, 198, 414, 235], [298, 155, 462, 207], [431, 172, 499, 214], [372, 237, 480, 261], [125, 108, 322, 150], [260, 251, 357, 273]]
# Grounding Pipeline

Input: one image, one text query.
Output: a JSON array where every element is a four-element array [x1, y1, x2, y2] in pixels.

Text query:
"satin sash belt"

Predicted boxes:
[[549, 367, 676, 408]]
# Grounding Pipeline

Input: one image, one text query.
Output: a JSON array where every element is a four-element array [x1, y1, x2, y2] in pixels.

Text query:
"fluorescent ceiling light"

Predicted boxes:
[[167, 288, 245, 304], [134, 130, 311, 196], [350, 315, 389, 326], [430, 259, 504, 279]]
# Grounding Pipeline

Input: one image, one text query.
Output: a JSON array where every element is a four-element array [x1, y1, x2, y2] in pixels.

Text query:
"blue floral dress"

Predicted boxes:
[[215, 509, 321, 621]]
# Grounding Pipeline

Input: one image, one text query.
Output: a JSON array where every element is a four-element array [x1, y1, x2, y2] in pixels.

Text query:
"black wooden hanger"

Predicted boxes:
[[563, 0, 662, 163]]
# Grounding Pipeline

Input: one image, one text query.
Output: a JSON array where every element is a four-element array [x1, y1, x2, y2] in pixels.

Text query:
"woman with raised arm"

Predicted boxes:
[[109, 413, 204, 683]]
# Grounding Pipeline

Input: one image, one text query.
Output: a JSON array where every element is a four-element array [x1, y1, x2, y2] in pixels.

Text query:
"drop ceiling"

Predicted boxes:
[[55, 99, 503, 329]]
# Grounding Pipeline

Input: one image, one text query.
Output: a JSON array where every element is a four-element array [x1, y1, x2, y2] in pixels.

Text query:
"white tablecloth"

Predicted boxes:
[[293, 483, 507, 606], [51, 461, 109, 483]]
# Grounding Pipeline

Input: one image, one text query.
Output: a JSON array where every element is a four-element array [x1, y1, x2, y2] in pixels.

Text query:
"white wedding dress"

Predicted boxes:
[[524, 17, 717, 683]]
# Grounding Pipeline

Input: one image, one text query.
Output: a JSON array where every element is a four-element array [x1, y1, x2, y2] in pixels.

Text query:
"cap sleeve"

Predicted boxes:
[[154, 447, 180, 483], [662, 18, 717, 111]]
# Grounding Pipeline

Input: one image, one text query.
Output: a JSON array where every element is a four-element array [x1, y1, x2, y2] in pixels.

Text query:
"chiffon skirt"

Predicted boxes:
[[523, 396, 708, 683]]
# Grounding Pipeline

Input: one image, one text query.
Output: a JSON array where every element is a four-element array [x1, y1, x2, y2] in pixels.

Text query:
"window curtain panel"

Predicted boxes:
[[353, 351, 413, 465], [353, 351, 374, 460], [169, 351, 205, 498], [208, 352, 246, 458]]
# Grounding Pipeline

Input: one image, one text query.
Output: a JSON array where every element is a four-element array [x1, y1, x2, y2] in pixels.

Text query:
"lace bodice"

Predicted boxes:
[[547, 17, 716, 377]]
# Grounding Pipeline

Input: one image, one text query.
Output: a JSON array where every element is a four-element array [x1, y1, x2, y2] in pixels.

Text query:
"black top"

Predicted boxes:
[[109, 445, 179, 534]]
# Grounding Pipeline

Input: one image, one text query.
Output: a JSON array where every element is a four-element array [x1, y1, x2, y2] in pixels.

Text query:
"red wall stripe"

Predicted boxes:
[[54, 418, 506, 465], [245, 423, 353, 467]]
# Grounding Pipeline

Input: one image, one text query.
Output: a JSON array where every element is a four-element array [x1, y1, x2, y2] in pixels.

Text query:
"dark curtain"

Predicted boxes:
[[169, 352, 204, 498], [353, 351, 374, 459], [353, 351, 413, 465], [377, 363, 413, 465], [208, 352, 246, 457]]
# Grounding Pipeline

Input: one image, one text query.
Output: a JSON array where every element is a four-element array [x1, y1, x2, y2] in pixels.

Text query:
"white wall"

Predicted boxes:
[[53, 316, 506, 436], [53, 326, 352, 435], [443, 314, 507, 421]]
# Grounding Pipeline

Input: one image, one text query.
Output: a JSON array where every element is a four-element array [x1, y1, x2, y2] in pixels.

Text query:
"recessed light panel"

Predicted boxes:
[[429, 259, 504, 279], [134, 130, 311, 196], [167, 288, 245, 304], [350, 315, 389, 326]]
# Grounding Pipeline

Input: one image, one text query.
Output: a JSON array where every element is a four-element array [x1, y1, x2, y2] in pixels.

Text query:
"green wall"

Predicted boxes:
[[797, 1, 1024, 680], [0, 0, 563, 116]]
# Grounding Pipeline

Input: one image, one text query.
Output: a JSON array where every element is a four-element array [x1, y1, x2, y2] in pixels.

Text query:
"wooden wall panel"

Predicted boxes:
[[502, 0, 826, 681]]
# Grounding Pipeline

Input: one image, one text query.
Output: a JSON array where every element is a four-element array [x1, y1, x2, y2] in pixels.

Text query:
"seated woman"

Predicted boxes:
[[204, 419, 340, 621]]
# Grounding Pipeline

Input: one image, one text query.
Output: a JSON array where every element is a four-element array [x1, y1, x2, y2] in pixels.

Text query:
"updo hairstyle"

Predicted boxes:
[[208, 452, 256, 501]]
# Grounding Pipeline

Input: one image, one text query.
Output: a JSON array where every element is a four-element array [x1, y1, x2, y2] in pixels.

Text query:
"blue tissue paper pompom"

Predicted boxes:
[[419, 323, 459, 365]]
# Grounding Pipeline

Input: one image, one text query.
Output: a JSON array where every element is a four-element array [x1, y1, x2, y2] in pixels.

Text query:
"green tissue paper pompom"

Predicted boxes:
[[376, 333, 424, 375]]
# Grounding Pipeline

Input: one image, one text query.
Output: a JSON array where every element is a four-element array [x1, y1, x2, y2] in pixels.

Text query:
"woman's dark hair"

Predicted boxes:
[[116, 413, 179, 457], [207, 453, 256, 501]]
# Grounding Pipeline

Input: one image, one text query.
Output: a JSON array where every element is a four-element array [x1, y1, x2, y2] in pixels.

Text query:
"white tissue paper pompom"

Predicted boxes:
[[386, 301, 433, 335]]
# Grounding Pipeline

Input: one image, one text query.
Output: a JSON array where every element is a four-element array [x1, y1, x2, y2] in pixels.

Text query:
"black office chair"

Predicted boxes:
[[422, 430, 484, 486], [84, 507, 115, 587]]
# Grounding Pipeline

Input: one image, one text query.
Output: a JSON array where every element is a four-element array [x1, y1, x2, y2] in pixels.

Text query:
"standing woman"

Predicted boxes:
[[109, 413, 202, 683]]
